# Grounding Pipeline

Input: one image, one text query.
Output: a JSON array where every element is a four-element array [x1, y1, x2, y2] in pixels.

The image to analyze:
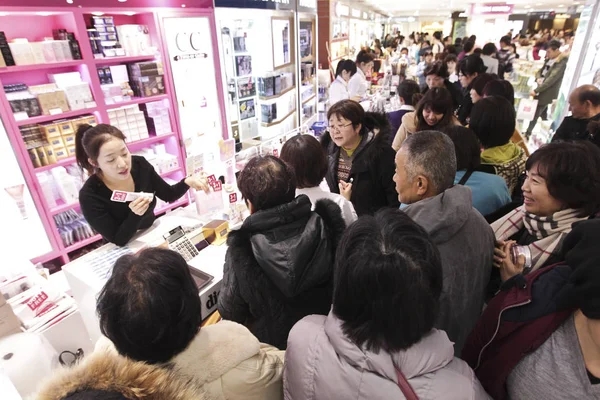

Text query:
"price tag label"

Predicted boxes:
[[229, 193, 238, 203], [49, 108, 63, 115], [207, 174, 218, 187], [273, 148, 279, 157], [212, 181, 223, 192]]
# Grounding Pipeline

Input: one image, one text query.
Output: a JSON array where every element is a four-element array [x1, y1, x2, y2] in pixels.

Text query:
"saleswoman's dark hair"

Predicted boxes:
[[355, 49, 375, 66], [415, 87, 454, 131], [75, 123, 126, 175], [335, 59, 357, 78], [526, 141, 600, 217], [459, 54, 486, 78]]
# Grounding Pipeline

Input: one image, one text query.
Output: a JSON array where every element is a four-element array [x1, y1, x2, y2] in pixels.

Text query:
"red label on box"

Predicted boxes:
[[229, 193, 238, 203], [207, 174, 218, 186], [273, 149, 279, 157], [213, 181, 223, 192], [27, 291, 49, 311]]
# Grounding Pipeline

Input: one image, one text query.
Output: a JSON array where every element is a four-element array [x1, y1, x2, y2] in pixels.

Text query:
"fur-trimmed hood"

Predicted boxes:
[[35, 321, 284, 400], [34, 349, 209, 400]]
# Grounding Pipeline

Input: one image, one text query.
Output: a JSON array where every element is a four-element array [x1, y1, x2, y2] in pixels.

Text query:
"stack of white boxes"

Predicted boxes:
[[141, 100, 171, 136], [8, 38, 74, 66], [135, 147, 179, 175], [48, 72, 94, 111], [108, 105, 150, 143]]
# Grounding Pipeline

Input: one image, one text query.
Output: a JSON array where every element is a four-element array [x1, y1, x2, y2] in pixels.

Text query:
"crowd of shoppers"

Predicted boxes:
[[35, 26, 600, 400]]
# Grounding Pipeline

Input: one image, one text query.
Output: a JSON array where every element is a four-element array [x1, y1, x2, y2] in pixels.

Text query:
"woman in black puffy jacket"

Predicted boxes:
[[218, 155, 346, 350]]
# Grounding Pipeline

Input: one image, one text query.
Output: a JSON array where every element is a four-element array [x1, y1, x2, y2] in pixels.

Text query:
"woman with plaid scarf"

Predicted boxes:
[[492, 141, 600, 283]]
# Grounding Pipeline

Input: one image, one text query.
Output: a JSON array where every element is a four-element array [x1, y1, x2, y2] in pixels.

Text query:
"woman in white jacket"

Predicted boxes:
[[328, 59, 356, 106]]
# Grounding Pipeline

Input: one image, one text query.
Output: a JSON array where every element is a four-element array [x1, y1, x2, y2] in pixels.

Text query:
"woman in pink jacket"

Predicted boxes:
[[284, 209, 491, 400]]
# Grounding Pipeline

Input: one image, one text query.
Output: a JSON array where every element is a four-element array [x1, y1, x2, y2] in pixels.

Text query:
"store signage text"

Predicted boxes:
[[472, 3, 513, 15], [298, 0, 316, 10]]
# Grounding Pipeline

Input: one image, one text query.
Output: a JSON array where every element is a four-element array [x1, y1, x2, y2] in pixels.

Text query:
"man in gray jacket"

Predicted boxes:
[[525, 39, 568, 136], [394, 130, 495, 354]]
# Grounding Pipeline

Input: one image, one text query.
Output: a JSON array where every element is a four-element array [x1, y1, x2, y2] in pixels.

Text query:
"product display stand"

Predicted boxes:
[[0, 3, 223, 269]]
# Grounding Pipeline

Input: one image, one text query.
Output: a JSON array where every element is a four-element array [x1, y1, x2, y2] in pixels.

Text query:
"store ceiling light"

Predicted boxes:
[[66, 0, 73, 3], [118, 0, 128, 2], [182, 4, 187, 7], [124, 12, 136, 16], [37, 12, 53, 16], [92, 12, 105, 16]]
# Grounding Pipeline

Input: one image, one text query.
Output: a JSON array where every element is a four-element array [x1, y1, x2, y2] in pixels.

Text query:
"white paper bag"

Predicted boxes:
[[517, 98, 538, 120]]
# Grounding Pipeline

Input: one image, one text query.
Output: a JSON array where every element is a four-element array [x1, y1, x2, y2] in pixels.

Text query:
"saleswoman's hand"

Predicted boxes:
[[499, 241, 526, 282], [129, 196, 152, 216], [185, 175, 210, 193], [339, 181, 353, 201]]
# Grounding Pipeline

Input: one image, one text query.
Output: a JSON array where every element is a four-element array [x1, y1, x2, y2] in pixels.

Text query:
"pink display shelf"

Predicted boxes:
[[105, 94, 169, 109], [16, 108, 99, 126], [0, 6, 225, 268], [94, 55, 157, 65], [0, 60, 84, 74], [65, 234, 102, 253]]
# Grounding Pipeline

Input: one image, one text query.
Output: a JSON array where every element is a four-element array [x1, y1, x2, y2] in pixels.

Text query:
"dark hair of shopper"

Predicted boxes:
[[483, 79, 515, 104], [401, 47, 409, 53], [459, 54, 486, 78], [238, 155, 296, 212], [469, 96, 516, 149], [444, 126, 482, 171], [424, 61, 449, 79], [463, 40, 475, 53], [332, 208, 443, 353], [468, 35, 477, 43], [433, 31, 442, 40], [398, 80, 421, 106], [471, 73, 498, 96], [445, 45, 457, 55], [445, 53, 458, 64], [455, 37, 462, 46], [280, 135, 327, 189], [473, 48, 483, 55], [327, 99, 365, 131], [97, 248, 202, 364], [335, 59, 357, 78], [75, 123, 126, 175], [548, 40, 562, 50], [482, 43, 497, 56], [526, 141, 600, 217], [356, 49, 375, 65], [500, 35, 511, 46], [415, 87, 455, 131]]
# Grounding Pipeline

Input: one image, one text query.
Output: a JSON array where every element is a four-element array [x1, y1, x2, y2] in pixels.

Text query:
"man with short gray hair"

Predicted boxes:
[[552, 84, 600, 146], [393, 130, 495, 355]]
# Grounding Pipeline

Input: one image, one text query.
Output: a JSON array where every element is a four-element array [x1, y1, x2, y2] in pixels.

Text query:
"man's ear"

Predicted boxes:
[[416, 175, 429, 196]]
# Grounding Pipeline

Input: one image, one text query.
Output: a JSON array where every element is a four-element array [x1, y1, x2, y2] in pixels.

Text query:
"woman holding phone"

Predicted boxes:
[[76, 123, 209, 246]]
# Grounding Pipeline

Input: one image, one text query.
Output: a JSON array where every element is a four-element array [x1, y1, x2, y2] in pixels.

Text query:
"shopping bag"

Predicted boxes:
[[517, 98, 538, 120]]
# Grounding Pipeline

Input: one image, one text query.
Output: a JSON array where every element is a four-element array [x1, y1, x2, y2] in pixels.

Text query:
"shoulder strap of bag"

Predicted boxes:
[[458, 169, 474, 186], [395, 366, 419, 400]]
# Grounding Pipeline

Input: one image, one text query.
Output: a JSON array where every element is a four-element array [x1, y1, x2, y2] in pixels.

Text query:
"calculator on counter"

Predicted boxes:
[[163, 226, 200, 262]]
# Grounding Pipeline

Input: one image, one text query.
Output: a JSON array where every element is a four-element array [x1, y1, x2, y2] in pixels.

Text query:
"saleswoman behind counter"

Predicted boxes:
[[76, 124, 209, 246]]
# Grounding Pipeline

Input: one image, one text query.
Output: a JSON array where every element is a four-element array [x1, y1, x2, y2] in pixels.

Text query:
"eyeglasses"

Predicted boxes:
[[327, 122, 353, 132]]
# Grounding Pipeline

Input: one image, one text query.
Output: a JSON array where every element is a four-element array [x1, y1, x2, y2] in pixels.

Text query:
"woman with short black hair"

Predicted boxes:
[[470, 73, 498, 104], [393, 87, 460, 150], [423, 61, 463, 109], [321, 100, 399, 215], [329, 59, 357, 105], [457, 54, 487, 124], [469, 96, 527, 193], [348, 50, 374, 100], [36, 248, 285, 400], [492, 141, 600, 280], [445, 126, 511, 216], [280, 134, 357, 226], [219, 155, 346, 349], [284, 209, 491, 399]]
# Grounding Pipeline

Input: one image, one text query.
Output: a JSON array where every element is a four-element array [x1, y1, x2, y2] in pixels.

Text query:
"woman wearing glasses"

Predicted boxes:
[[320, 100, 399, 216]]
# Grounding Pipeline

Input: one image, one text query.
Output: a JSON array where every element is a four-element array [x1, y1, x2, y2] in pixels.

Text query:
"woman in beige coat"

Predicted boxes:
[[35, 248, 284, 400], [392, 87, 461, 151]]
